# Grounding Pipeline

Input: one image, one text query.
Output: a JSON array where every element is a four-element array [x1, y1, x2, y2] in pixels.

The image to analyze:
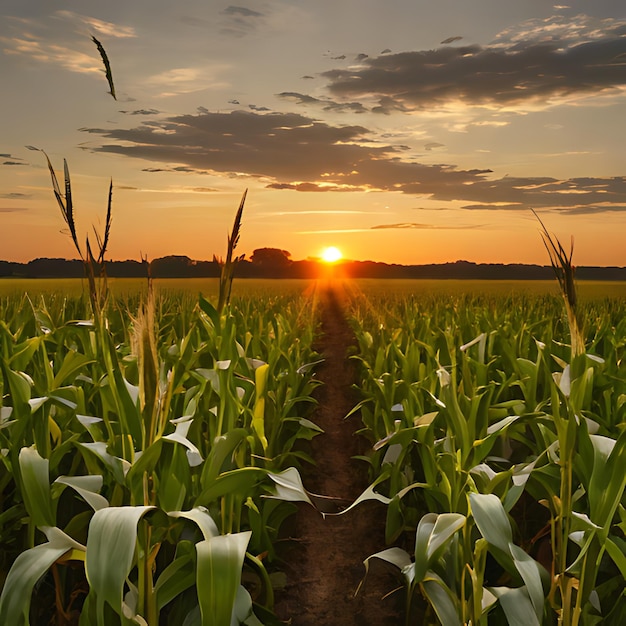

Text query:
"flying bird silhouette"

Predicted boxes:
[[91, 35, 116, 100]]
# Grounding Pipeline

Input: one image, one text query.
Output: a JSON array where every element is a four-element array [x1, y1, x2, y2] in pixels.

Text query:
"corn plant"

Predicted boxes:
[[0, 285, 323, 625], [347, 285, 626, 625], [26, 147, 112, 319]]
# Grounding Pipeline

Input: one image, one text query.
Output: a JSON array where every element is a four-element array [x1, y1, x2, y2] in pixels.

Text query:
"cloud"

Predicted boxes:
[[81, 109, 626, 214], [2, 161, 27, 166], [0, 10, 135, 76], [278, 91, 367, 114], [371, 222, 483, 230], [441, 36, 463, 44], [0, 192, 32, 199], [322, 14, 626, 111], [266, 182, 359, 192], [0, 207, 27, 213], [424, 142, 445, 151], [144, 65, 231, 97], [222, 6, 263, 18], [119, 109, 160, 116], [55, 10, 137, 38], [220, 5, 264, 37]]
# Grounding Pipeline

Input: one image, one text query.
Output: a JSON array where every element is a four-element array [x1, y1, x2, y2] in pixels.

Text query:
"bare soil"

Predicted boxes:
[[274, 282, 402, 625]]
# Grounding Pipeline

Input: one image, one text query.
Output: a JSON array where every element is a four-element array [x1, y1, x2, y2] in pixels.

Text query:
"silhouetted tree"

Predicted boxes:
[[250, 248, 292, 269]]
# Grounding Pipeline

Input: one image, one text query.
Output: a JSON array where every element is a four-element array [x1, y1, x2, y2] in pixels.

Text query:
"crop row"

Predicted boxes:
[[346, 288, 626, 625], [0, 288, 321, 625]]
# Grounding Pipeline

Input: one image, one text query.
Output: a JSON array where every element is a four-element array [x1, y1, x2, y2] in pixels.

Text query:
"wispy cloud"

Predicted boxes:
[[55, 10, 137, 38], [0, 10, 135, 75], [220, 5, 265, 37], [321, 14, 626, 111], [297, 228, 372, 234], [278, 91, 367, 114], [144, 65, 231, 97], [371, 222, 483, 230], [0, 192, 32, 199], [0, 207, 27, 213], [119, 109, 160, 116], [81, 109, 626, 215], [265, 210, 381, 216]]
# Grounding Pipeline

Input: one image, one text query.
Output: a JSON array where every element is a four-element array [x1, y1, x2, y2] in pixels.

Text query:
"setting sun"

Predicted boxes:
[[321, 246, 343, 263]]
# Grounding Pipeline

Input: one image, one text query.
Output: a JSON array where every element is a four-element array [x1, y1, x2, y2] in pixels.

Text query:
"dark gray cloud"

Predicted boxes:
[[278, 92, 367, 114], [220, 5, 264, 37], [81, 109, 626, 214], [322, 16, 626, 110], [119, 109, 160, 115], [222, 6, 263, 18], [0, 192, 32, 199], [441, 36, 463, 44], [1, 153, 26, 165]]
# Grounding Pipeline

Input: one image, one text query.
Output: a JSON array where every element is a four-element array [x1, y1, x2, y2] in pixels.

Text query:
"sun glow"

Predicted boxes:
[[321, 246, 343, 263]]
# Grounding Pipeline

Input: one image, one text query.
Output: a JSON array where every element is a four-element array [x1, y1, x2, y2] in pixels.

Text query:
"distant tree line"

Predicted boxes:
[[1, 249, 625, 280]]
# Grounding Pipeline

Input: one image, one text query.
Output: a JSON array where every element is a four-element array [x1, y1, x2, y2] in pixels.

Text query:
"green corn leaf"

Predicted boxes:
[[201, 428, 248, 486], [52, 350, 95, 388], [154, 541, 196, 611], [19, 446, 55, 527], [330, 471, 391, 516], [232, 585, 264, 626], [414, 512, 465, 583], [54, 475, 109, 511], [198, 295, 220, 328], [196, 467, 267, 506], [266, 467, 314, 506], [470, 493, 513, 554], [588, 431, 626, 533], [169, 507, 219, 541], [358, 547, 412, 595], [422, 574, 462, 626], [196, 531, 251, 626], [85, 505, 155, 625], [489, 586, 540, 626], [604, 536, 626, 579], [0, 527, 85, 626]]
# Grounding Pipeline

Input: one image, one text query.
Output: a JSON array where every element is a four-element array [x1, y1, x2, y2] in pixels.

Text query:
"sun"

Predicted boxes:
[[321, 246, 343, 263]]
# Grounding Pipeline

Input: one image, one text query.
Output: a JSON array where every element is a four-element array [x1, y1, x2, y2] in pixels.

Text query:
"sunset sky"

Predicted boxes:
[[1, 1, 625, 266]]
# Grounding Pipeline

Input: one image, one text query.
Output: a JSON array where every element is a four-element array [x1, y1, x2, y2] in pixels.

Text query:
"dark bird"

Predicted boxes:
[[91, 35, 116, 100]]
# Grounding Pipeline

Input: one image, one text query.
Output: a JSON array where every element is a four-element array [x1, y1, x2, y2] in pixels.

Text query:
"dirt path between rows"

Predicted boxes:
[[274, 281, 401, 625]]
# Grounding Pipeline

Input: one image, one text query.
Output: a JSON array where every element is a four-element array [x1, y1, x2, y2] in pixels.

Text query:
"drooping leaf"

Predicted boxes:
[[54, 474, 109, 511], [85, 506, 155, 624], [0, 527, 85, 626]]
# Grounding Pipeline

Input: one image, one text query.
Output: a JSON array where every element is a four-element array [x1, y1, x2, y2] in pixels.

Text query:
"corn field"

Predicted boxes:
[[345, 283, 626, 625], [0, 286, 321, 625], [1, 278, 625, 625]]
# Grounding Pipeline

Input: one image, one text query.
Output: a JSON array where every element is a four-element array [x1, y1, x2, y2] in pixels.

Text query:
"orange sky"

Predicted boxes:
[[1, 1, 625, 266]]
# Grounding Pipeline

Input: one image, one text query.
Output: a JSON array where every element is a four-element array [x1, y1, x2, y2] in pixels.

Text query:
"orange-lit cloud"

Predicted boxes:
[[321, 15, 626, 111], [79, 109, 626, 215]]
